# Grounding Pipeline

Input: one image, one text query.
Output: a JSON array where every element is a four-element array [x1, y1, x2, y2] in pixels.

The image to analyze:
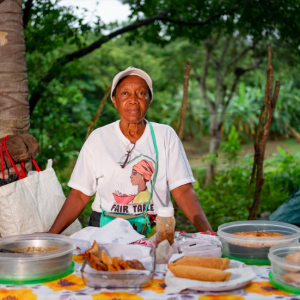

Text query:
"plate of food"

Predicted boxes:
[[80, 241, 155, 288], [164, 256, 256, 293]]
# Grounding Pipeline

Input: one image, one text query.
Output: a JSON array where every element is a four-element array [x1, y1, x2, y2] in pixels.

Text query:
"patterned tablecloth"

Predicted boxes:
[[0, 255, 299, 300]]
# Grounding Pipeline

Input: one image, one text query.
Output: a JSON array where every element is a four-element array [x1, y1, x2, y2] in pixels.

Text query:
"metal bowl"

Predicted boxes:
[[0, 233, 76, 283]]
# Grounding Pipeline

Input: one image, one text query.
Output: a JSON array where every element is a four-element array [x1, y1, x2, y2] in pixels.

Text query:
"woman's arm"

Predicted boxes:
[[171, 183, 213, 232], [48, 188, 91, 234]]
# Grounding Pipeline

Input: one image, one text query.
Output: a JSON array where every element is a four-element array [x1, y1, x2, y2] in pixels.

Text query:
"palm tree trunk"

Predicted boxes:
[[0, 0, 30, 178]]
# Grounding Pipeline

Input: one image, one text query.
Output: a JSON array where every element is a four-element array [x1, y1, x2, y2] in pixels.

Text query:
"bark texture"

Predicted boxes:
[[194, 37, 261, 185], [178, 62, 191, 140], [0, 0, 31, 178], [248, 45, 280, 220]]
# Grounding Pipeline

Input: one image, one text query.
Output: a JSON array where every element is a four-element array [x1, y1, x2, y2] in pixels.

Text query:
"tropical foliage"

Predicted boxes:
[[18, 0, 300, 228]]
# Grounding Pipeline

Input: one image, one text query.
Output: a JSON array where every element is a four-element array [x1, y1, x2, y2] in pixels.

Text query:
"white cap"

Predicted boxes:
[[111, 66, 153, 101], [157, 207, 174, 217]]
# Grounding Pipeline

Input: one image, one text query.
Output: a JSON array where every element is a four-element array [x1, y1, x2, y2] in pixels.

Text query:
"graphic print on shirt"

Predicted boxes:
[[110, 156, 156, 214]]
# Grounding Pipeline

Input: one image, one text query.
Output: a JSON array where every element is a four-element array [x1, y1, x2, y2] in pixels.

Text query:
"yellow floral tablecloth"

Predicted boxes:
[[0, 255, 299, 300]]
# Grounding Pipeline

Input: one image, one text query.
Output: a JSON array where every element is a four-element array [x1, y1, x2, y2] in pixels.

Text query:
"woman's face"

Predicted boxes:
[[130, 170, 144, 185], [112, 75, 151, 124]]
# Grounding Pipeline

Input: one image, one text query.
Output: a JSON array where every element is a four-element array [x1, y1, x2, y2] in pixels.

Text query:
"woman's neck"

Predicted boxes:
[[119, 119, 146, 143], [138, 183, 147, 193]]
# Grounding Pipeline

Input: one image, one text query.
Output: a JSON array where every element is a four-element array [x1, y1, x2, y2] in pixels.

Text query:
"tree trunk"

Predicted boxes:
[[0, 0, 31, 178], [205, 113, 221, 185]]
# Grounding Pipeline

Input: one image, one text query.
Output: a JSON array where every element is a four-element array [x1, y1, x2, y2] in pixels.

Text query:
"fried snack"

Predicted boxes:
[[126, 260, 137, 269], [101, 250, 117, 272], [87, 253, 108, 271], [173, 257, 230, 270], [82, 241, 146, 272], [132, 259, 146, 270], [112, 257, 123, 271], [285, 252, 300, 263], [282, 273, 300, 285], [80, 240, 101, 259], [168, 264, 231, 282], [119, 260, 134, 270], [114, 257, 122, 263], [88, 240, 101, 258]]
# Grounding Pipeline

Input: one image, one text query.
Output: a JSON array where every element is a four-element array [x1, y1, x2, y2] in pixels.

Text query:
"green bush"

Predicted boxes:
[[192, 128, 300, 231]]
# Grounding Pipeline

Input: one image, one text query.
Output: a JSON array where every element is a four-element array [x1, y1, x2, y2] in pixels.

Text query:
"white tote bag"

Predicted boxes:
[[0, 137, 81, 237]]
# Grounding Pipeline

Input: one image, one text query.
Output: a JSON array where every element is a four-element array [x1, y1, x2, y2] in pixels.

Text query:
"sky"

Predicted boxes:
[[59, 0, 131, 25]]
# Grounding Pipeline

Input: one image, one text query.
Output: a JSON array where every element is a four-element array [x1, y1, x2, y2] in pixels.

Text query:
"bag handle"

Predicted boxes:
[[1, 135, 41, 180]]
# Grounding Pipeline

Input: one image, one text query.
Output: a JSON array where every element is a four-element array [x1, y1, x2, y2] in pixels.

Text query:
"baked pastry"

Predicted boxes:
[[168, 264, 231, 282], [172, 256, 230, 270]]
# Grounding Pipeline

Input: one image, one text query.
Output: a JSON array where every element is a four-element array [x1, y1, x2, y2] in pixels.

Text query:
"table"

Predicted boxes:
[[0, 255, 299, 300]]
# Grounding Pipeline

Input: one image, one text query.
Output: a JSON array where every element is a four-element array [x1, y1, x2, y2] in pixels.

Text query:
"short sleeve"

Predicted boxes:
[[166, 133, 196, 191], [68, 140, 98, 196]]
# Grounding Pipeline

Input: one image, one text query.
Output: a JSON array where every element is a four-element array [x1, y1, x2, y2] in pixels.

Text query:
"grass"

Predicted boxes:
[[184, 137, 300, 172]]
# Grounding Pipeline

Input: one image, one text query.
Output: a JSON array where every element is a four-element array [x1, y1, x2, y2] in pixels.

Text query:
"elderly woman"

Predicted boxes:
[[49, 67, 213, 235]]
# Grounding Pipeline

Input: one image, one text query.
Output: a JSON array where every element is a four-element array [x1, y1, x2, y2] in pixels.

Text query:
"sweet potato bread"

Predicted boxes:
[[230, 231, 285, 248]]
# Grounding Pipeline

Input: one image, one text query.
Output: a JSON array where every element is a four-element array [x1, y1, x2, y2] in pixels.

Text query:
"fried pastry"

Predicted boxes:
[[173, 257, 230, 270], [82, 241, 146, 272], [112, 257, 123, 271], [119, 260, 133, 270], [126, 260, 137, 269], [87, 253, 108, 271], [285, 252, 300, 263], [282, 272, 300, 285], [168, 264, 231, 282], [132, 259, 146, 270], [101, 250, 117, 272], [87, 240, 101, 258]]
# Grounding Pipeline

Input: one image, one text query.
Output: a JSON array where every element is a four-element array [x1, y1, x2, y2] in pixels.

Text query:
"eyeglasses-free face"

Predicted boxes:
[[112, 75, 151, 125]]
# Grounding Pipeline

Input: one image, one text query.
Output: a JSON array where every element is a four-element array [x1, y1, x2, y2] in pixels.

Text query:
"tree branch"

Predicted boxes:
[[194, 47, 215, 112], [220, 36, 231, 66], [178, 62, 191, 140], [23, 0, 33, 29], [219, 53, 261, 127], [159, 10, 231, 26], [224, 38, 261, 77], [29, 9, 233, 114]]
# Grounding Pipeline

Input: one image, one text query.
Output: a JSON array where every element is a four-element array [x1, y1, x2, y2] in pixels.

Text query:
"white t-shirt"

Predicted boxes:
[[68, 120, 195, 215]]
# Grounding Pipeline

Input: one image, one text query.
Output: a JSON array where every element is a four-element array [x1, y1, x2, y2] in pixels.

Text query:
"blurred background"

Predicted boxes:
[[23, 0, 300, 231]]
